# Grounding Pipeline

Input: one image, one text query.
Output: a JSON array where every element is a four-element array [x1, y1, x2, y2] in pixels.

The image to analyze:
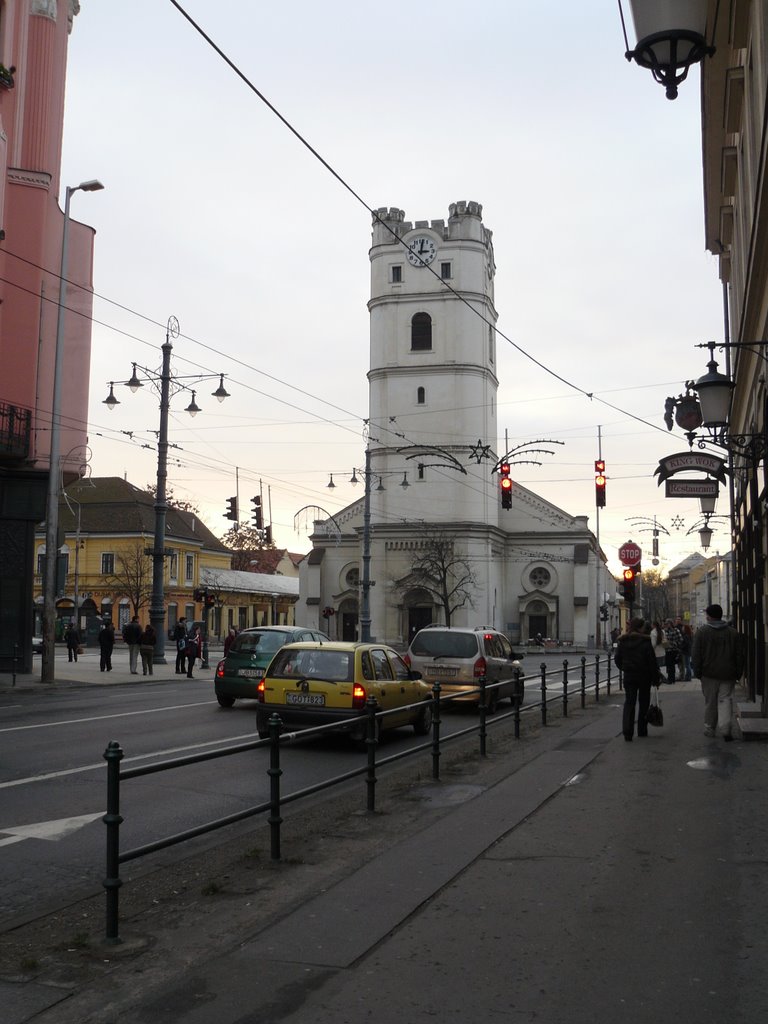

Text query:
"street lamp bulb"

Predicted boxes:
[[350, 468, 359, 486], [103, 383, 119, 410], [78, 179, 105, 193], [212, 374, 230, 402], [327, 473, 336, 489], [185, 391, 201, 417], [127, 364, 143, 393], [376, 477, 385, 492], [400, 472, 409, 488]]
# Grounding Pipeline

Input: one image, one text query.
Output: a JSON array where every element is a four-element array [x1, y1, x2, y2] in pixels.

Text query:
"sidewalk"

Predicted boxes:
[[3, 679, 767, 1023], [0, 646, 222, 692]]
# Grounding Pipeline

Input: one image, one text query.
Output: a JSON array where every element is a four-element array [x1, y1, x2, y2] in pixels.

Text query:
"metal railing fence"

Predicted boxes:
[[103, 652, 620, 942]]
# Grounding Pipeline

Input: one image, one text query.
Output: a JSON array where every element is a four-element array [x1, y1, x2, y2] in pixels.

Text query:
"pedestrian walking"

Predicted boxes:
[[122, 615, 142, 674], [692, 603, 746, 740], [173, 618, 187, 675], [65, 622, 81, 662], [223, 627, 237, 657], [185, 625, 202, 679], [139, 623, 156, 676], [614, 617, 661, 741], [680, 622, 694, 681], [663, 618, 684, 683], [99, 621, 115, 672]]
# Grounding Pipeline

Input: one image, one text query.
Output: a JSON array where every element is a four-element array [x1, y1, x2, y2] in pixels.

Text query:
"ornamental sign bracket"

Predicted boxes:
[[654, 451, 729, 486]]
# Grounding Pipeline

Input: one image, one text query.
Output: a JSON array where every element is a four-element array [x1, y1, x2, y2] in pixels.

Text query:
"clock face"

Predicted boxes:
[[406, 236, 437, 267]]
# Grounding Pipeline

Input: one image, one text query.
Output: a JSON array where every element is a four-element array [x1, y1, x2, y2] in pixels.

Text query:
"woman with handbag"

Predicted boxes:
[[614, 618, 661, 741]]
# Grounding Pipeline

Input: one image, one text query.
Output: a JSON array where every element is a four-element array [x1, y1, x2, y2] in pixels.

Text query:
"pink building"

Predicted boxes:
[[0, 1, 97, 672]]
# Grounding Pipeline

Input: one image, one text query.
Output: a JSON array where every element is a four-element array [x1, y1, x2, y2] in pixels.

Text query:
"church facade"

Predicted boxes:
[[298, 202, 610, 647]]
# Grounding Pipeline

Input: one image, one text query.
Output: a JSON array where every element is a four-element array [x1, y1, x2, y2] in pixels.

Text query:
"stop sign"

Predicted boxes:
[[619, 541, 642, 566]]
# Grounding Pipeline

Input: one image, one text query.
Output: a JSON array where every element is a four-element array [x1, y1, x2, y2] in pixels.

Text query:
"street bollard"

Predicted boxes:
[[606, 652, 612, 696], [478, 675, 488, 757], [562, 659, 569, 717], [580, 656, 587, 709], [431, 682, 442, 780], [103, 740, 124, 944], [268, 714, 283, 861], [540, 662, 547, 726], [595, 655, 600, 703], [365, 697, 378, 812], [514, 668, 521, 738]]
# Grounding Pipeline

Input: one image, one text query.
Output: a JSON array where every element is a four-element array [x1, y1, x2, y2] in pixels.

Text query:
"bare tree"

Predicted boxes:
[[105, 542, 154, 617], [144, 483, 200, 516], [222, 524, 275, 571], [397, 530, 477, 626], [639, 568, 670, 624]]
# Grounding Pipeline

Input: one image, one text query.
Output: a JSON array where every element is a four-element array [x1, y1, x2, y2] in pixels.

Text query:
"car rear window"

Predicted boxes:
[[267, 648, 353, 682], [410, 631, 479, 658], [231, 631, 288, 656]]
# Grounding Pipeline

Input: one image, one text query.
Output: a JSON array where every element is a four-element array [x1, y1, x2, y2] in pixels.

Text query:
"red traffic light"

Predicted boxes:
[[594, 459, 605, 473], [500, 462, 511, 475]]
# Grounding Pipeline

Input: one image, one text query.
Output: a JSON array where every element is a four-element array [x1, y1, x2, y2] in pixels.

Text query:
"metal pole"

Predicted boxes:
[[41, 185, 74, 684], [103, 740, 124, 943], [360, 446, 372, 642], [150, 319, 176, 665]]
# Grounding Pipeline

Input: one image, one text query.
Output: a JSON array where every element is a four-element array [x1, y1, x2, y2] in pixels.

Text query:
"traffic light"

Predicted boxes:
[[205, 592, 215, 608], [621, 567, 636, 604], [225, 496, 238, 521], [499, 461, 512, 510], [193, 588, 204, 602], [251, 495, 263, 529], [600, 603, 608, 621], [264, 525, 272, 545], [594, 460, 606, 508]]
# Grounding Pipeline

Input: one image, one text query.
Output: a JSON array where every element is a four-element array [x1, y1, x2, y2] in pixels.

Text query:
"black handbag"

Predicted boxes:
[[646, 686, 663, 727]]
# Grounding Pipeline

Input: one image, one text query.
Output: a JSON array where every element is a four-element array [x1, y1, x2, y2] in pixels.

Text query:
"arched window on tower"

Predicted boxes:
[[411, 313, 432, 351], [417, 386, 425, 405]]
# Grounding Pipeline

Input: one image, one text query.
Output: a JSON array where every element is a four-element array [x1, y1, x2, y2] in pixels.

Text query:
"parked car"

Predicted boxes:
[[404, 626, 524, 713], [214, 625, 329, 707], [254, 641, 432, 747], [32, 635, 43, 654]]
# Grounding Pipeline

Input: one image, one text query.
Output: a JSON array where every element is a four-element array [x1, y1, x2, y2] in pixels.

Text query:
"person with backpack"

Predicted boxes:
[[173, 617, 187, 675]]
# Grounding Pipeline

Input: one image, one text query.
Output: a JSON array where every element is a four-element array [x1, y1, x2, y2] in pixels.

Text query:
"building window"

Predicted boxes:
[[101, 553, 115, 575], [440, 261, 451, 280], [101, 600, 113, 621], [169, 550, 178, 581], [36, 550, 45, 575], [238, 606, 247, 630], [411, 313, 432, 351], [417, 386, 425, 405], [60, 553, 70, 577], [185, 554, 194, 582], [185, 603, 195, 622], [489, 325, 495, 364], [391, 265, 402, 283], [529, 567, 551, 589], [418, 463, 425, 481]]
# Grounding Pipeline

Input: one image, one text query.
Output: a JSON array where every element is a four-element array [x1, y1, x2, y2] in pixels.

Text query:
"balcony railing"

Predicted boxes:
[[0, 401, 32, 460]]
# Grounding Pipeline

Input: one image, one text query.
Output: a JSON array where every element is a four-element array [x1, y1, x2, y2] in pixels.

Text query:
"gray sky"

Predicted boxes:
[[59, 1, 725, 574]]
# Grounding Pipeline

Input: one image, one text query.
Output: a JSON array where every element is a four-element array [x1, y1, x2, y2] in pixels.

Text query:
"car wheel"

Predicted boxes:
[[216, 694, 236, 708], [413, 702, 433, 736], [256, 714, 270, 739]]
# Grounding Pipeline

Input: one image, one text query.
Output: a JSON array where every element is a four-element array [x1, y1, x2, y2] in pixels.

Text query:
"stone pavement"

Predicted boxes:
[[2, 669, 767, 1023]]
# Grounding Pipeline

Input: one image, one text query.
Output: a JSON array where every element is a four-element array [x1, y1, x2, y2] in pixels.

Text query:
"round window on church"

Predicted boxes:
[[345, 568, 360, 588], [529, 567, 551, 589]]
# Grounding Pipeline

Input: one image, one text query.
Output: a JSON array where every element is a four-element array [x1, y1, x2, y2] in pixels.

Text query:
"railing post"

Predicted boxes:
[[268, 714, 283, 861], [365, 696, 378, 811], [514, 668, 521, 739], [103, 740, 124, 944], [580, 656, 587, 709], [478, 675, 488, 757], [562, 659, 569, 717], [606, 651, 612, 696], [431, 682, 442, 780], [11, 642, 18, 687], [595, 654, 600, 703], [539, 662, 547, 726]]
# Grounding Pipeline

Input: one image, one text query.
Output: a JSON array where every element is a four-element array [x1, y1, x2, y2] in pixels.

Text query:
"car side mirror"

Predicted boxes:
[[409, 670, 423, 680], [511, 652, 524, 660]]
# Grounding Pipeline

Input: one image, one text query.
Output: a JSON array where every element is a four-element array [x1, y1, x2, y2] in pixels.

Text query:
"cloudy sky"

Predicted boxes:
[[58, 1, 725, 574]]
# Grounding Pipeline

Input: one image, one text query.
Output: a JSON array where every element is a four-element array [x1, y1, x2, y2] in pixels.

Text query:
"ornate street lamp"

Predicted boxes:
[[619, 0, 716, 99], [103, 316, 229, 663]]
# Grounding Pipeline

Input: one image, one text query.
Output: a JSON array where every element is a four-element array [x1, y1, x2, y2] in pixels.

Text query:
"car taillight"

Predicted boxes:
[[402, 653, 411, 667], [257, 678, 265, 703], [352, 683, 366, 709], [216, 661, 226, 679], [473, 657, 487, 678]]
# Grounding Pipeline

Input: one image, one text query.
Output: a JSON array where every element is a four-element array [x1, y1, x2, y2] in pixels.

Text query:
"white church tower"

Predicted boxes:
[[368, 201, 500, 524]]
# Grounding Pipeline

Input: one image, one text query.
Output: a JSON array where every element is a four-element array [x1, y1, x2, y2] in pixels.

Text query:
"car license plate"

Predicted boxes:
[[431, 666, 458, 677], [286, 692, 326, 706], [238, 669, 261, 678]]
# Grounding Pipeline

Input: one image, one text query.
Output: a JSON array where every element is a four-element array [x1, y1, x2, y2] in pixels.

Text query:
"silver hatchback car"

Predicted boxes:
[[404, 626, 524, 712]]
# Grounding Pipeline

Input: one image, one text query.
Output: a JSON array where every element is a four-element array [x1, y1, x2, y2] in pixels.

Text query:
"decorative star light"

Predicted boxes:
[[671, 516, 685, 530], [469, 439, 492, 464]]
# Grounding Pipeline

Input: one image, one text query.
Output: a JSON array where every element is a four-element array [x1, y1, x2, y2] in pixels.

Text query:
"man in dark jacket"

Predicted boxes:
[[692, 604, 745, 740], [614, 618, 661, 741], [122, 616, 142, 675], [173, 618, 187, 675]]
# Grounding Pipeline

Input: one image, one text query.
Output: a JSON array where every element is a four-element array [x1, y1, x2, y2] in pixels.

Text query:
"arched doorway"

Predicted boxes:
[[338, 598, 358, 641], [402, 588, 434, 643]]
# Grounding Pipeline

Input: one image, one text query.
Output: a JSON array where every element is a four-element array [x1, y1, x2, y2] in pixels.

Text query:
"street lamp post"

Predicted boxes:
[[104, 316, 229, 664], [41, 180, 104, 684]]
